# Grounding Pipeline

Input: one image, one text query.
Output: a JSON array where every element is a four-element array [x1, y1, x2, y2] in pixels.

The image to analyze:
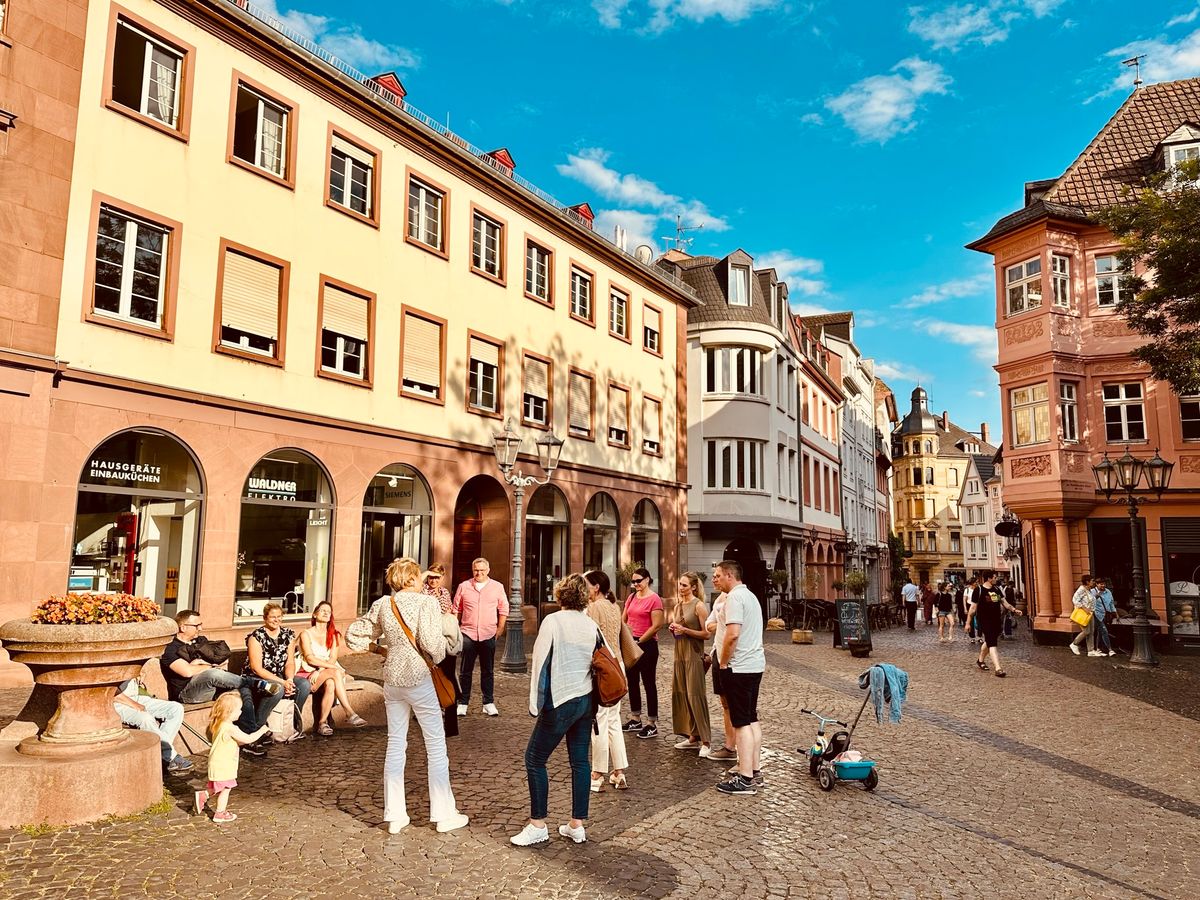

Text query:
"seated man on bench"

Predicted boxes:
[[162, 609, 281, 758], [113, 678, 193, 775]]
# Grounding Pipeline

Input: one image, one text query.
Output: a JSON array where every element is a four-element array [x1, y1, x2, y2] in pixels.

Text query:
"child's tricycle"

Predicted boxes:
[[800, 689, 879, 792]]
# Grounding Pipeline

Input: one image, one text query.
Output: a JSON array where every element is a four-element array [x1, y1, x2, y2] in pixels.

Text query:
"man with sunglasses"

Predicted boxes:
[[161, 609, 280, 757]]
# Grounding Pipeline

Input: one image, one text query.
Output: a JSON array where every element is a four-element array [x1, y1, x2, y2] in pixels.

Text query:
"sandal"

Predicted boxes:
[[609, 773, 628, 790], [994, 670, 1007, 678], [590, 775, 605, 793], [347, 714, 368, 728], [317, 723, 334, 736], [976, 660, 989, 671]]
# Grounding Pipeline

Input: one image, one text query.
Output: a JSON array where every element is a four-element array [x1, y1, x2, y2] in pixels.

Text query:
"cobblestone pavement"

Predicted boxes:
[[1, 622, 1197, 899]]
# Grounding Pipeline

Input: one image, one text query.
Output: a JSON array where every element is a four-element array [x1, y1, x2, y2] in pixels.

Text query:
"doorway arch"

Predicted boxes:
[[358, 464, 433, 612], [452, 475, 510, 590], [525, 484, 569, 614], [723, 536, 766, 610]]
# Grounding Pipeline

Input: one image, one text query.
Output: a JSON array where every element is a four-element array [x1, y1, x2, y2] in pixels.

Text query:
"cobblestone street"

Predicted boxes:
[[2, 623, 1197, 899]]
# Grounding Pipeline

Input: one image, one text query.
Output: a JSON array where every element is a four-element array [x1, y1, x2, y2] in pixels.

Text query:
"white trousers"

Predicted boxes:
[[383, 677, 459, 824], [590, 700, 628, 773]]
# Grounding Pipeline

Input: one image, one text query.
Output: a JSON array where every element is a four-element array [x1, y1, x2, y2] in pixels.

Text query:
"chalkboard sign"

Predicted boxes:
[[836, 599, 870, 648]]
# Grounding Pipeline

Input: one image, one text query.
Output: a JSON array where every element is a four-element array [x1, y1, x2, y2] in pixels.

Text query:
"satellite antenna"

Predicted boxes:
[[1122, 55, 1145, 90], [661, 213, 703, 250], [634, 244, 654, 264]]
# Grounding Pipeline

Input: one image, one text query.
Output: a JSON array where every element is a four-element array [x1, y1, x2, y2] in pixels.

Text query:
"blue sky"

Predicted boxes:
[[259, 0, 1200, 435]]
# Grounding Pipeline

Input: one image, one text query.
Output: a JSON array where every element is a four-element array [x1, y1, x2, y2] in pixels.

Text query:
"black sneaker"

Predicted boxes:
[[622, 719, 643, 732], [716, 774, 757, 795], [637, 724, 659, 739], [240, 744, 266, 758]]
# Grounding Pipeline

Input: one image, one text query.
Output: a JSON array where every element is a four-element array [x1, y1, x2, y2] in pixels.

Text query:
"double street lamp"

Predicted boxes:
[[1092, 446, 1174, 668], [492, 418, 564, 674]]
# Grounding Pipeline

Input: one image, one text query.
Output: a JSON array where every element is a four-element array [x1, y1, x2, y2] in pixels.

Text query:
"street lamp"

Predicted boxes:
[[492, 417, 564, 674], [1091, 446, 1174, 668]]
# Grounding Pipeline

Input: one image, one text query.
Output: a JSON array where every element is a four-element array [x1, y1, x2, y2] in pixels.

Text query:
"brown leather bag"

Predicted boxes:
[[592, 632, 627, 707], [391, 595, 456, 710], [619, 621, 643, 669]]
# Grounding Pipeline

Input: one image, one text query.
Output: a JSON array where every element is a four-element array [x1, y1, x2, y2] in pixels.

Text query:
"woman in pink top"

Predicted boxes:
[[621, 567, 664, 740]]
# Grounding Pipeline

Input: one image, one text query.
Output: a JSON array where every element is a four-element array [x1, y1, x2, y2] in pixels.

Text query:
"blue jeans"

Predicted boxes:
[[290, 675, 312, 729], [116, 696, 184, 762], [177, 669, 274, 733], [459, 635, 496, 705], [1094, 614, 1112, 652], [524, 693, 596, 821]]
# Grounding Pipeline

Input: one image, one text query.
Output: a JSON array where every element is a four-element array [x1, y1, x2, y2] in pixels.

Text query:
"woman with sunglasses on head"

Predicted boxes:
[[421, 564, 462, 738], [621, 567, 664, 740]]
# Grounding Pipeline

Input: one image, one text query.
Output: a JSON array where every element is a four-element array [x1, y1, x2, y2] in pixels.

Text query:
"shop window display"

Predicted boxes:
[[1164, 518, 1200, 639], [631, 499, 661, 589], [234, 450, 333, 624], [583, 492, 618, 582], [358, 464, 433, 613], [525, 485, 569, 615], [71, 429, 204, 618]]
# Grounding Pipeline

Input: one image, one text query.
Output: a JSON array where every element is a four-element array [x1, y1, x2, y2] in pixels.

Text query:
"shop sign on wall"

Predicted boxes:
[[87, 458, 162, 486], [246, 477, 298, 501]]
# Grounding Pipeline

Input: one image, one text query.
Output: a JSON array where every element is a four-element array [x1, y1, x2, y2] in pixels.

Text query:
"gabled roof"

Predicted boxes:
[[972, 453, 997, 482], [801, 311, 854, 342]]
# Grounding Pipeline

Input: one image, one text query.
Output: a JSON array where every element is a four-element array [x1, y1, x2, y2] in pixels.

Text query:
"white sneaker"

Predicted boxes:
[[673, 738, 701, 750], [457, 704, 468, 717], [1087, 650, 1105, 657], [436, 812, 469, 833], [558, 823, 587, 844], [483, 703, 499, 717], [698, 745, 712, 759], [510, 823, 549, 846], [1108, 650, 1117, 656], [387, 816, 410, 834], [1069, 643, 1080, 655]]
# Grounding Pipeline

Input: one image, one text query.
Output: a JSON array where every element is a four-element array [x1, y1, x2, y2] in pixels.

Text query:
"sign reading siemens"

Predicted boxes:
[[87, 459, 162, 486]]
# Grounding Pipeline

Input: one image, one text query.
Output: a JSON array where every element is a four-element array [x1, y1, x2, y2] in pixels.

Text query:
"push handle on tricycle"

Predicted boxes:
[[801, 708, 847, 727]]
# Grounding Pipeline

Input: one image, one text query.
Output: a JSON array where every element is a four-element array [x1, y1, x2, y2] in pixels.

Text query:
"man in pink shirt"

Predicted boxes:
[[453, 557, 508, 717]]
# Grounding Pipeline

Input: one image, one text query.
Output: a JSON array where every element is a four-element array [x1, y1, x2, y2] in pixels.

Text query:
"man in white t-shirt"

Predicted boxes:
[[712, 560, 764, 796], [901, 577, 921, 631]]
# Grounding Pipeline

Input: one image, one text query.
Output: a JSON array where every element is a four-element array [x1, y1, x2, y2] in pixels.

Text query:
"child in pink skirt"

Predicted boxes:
[[194, 691, 267, 824]]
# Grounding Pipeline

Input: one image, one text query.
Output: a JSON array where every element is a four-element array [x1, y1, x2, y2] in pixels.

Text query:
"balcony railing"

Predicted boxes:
[[224, 1, 697, 300]]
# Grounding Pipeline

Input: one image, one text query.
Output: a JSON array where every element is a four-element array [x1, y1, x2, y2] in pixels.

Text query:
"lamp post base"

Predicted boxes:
[[1127, 622, 1159, 668], [498, 627, 528, 674]]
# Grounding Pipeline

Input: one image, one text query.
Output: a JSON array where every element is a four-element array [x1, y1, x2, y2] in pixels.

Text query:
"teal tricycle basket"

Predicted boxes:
[[831, 759, 876, 780]]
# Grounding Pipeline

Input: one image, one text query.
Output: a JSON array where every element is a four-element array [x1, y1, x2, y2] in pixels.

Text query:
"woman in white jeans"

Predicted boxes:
[[584, 570, 628, 791], [346, 557, 468, 835]]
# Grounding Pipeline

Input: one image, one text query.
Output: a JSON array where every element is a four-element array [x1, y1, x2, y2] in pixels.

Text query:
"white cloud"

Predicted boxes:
[[792, 301, 838, 316], [755, 251, 827, 296], [826, 58, 951, 142], [799, 112, 825, 125], [593, 0, 633, 28], [594, 209, 663, 255], [969, 389, 988, 397], [1022, 0, 1064, 16], [258, 1, 418, 72], [874, 360, 934, 383], [907, 4, 1015, 52], [595, 0, 781, 30], [1100, 28, 1200, 94], [917, 319, 997, 362], [899, 271, 993, 308], [1167, 6, 1199, 28]]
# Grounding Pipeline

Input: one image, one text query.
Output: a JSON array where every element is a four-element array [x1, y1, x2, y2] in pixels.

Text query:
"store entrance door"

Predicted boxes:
[[1087, 518, 1146, 611]]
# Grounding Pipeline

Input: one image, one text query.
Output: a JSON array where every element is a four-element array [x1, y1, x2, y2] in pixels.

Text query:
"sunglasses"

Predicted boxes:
[[630, 578, 645, 585]]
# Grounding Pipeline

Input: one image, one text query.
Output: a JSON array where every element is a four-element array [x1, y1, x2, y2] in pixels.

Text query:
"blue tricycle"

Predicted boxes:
[[800, 689, 879, 792]]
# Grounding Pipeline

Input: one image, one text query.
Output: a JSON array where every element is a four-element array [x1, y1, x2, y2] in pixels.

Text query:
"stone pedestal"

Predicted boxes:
[[0, 730, 163, 828]]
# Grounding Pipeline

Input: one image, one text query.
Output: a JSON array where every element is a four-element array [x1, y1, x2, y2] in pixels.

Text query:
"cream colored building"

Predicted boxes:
[[0, 0, 696, 635]]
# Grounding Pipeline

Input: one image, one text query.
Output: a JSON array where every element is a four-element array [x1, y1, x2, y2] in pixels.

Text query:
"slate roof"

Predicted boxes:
[[973, 453, 997, 482], [680, 252, 777, 328], [968, 78, 1200, 249], [800, 312, 853, 341]]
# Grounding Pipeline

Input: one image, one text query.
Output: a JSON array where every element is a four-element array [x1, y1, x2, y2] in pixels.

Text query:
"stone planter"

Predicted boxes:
[[0, 616, 176, 757], [792, 629, 813, 644]]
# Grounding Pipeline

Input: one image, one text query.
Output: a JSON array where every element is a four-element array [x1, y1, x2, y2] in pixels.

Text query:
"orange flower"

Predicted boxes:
[[32, 592, 161, 625]]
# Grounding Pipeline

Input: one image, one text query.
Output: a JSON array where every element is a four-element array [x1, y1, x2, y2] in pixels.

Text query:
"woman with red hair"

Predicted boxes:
[[297, 600, 367, 734]]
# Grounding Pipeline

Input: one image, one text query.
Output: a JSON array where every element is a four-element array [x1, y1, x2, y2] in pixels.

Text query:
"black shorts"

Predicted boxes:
[[711, 657, 724, 696], [722, 670, 762, 728]]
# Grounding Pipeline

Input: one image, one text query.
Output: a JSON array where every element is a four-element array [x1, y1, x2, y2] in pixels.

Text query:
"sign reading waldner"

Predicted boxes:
[[246, 477, 298, 501], [87, 459, 162, 486]]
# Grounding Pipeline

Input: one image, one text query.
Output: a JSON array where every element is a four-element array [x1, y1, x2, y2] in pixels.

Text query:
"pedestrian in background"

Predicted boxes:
[[966, 572, 1020, 677], [511, 574, 601, 847], [1092, 577, 1117, 657], [712, 560, 765, 795], [454, 557, 508, 717], [622, 567, 664, 740], [422, 564, 462, 737], [921, 581, 935, 627], [585, 570, 628, 792], [901, 576, 920, 630], [961, 577, 979, 644], [667, 572, 711, 757], [935, 582, 955, 643], [1068, 573, 1097, 657]]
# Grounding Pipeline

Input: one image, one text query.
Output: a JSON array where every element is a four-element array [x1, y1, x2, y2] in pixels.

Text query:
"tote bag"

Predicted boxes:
[[1069, 606, 1093, 628]]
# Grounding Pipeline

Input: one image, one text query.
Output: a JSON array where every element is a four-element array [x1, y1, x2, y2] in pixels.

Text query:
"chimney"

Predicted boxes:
[[941, 410, 949, 430], [980, 422, 990, 444]]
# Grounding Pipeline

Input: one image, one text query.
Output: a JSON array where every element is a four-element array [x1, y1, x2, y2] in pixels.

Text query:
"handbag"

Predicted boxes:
[[192, 636, 230, 666], [266, 698, 296, 742], [591, 632, 628, 707], [619, 621, 643, 669], [391, 595, 457, 710], [1070, 606, 1093, 628]]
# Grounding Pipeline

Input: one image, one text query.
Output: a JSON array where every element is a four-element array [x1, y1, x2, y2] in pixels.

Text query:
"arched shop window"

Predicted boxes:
[[359, 464, 433, 612], [631, 499, 662, 589], [583, 492, 619, 583], [71, 429, 205, 618], [526, 484, 569, 613], [234, 449, 334, 624]]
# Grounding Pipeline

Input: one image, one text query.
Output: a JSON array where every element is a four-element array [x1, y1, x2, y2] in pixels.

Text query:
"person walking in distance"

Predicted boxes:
[[453, 558, 508, 717], [711, 560, 765, 795], [1069, 573, 1097, 657], [621, 567, 664, 740], [965, 572, 1020, 677], [1092, 577, 1117, 657], [901, 576, 921, 631], [935, 582, 955, 643], [921, 581, 935, 627], [961, 577, 979, 644]]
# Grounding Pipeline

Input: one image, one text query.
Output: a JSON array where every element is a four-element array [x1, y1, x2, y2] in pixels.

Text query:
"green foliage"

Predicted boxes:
[[844, 568, 869, 596], [1096, 159, 1200, 394]]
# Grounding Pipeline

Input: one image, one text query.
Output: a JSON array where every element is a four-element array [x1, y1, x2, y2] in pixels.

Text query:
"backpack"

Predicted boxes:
[[192, 635, 231, 666]]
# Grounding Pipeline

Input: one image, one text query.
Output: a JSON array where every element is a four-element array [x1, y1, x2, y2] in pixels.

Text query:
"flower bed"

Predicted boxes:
[[31, 593, 160, 625]]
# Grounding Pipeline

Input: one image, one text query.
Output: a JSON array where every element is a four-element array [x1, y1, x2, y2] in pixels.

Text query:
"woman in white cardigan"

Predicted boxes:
[[511, 573, 603, 847], [346, 557, 468, 836]]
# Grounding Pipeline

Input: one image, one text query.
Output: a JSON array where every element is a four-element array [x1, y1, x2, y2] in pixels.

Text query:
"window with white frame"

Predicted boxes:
[[642, 396, 662, 454], [950, 532, 961, 553], [704, 346, 763, 396], [607, 384, 630, 446], [522, 356, 550, 427], [788, 448, 797, 500], [1059, 381, 1079, 443], [643, 305, 661, 353], [471, 212, 503, 279], [328, 136, 373, 218], [1005, 257, 1042, 316], [407, 178, 445, 251], [928, 531, 937, 553], [729, 266, 750, 306], [93, 204, 169, 328], [111, 20, 184, 128], [319, 282, 370, 381], [1094, 255, 1129, 308], [1103, 382, 1146, 442], [1011, 382, 1050, 446], [1169, 144, 1199, 168], [1051, 254, 1070, 307], [915, 532, 925, 552], [608, 288, 628, 338], [468, 337, 501, 413], [925, 467, 933, 485], [1181, 394, 1200, 442], [570, 267, 592, 321], [705, 439, 766, 490], [524, 241, 550, 302], [232, 83, 288, 177]]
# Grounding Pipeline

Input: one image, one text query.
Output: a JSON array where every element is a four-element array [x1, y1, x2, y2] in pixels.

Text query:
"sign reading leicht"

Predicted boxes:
[[88, 459, 162, 485], [247, 476, 298, 500]]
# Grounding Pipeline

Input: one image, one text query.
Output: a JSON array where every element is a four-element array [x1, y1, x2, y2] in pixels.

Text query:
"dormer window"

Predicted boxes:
[[1159, 124, 1200, 184], [1169, 144, 1199, 167], [729, 266, 750, 306]]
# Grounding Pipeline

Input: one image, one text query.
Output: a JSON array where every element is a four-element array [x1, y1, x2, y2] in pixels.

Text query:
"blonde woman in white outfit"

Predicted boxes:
[[346, 557, 468, 835], [584, 570, 628, 791]]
